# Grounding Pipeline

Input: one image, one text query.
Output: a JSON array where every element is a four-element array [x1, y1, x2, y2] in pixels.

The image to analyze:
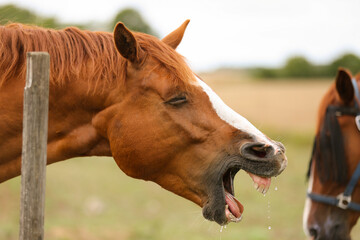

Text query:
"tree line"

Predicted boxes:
[[251, 54, 360, 79], [0, 4, 156, 35]]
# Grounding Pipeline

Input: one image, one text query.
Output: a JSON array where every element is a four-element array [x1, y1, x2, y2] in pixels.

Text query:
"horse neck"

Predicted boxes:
[[0, 26, 125, 182], [47, 74, 117, 160], [0, 71, 116, 183]]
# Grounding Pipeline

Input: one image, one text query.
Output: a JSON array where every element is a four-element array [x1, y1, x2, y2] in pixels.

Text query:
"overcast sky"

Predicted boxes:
[[1, 0, 360, 71]]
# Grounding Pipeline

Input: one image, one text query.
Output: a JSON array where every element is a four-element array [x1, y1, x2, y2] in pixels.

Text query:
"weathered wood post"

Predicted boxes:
[[19, 52, 50, 240]]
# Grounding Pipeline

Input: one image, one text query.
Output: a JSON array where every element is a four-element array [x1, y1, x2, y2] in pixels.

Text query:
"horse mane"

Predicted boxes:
[[307, 85, 348, 184], [0, 23, 194, 90]]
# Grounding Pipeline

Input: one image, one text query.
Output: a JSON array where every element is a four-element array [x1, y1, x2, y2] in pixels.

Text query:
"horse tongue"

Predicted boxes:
[[225, 191, 243, 219]]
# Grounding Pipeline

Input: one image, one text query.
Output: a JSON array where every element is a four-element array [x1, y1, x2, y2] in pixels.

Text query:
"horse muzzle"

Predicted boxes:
[[201, 140, 287, 225], [239, 141, 287, 177], [307, 223, 351, 240]]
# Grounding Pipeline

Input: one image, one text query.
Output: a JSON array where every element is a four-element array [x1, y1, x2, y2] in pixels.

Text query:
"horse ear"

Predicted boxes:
[[113, 22, 142, 63], [336, 68, 354, 104], [162, 20, 190, 49]]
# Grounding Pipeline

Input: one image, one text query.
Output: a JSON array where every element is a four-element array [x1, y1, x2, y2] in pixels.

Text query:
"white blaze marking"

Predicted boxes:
[[195, 76, 272, 145], [303, 164, 314, 237]]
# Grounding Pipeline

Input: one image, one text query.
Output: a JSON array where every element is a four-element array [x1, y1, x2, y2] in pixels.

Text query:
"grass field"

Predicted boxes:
[[1, 71, 359, 239]]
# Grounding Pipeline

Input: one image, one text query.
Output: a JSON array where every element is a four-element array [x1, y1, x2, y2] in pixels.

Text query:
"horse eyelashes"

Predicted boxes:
[[165, 96, 188, 106]]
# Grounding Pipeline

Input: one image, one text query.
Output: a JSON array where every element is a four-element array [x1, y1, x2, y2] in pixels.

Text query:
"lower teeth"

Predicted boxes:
[[229, 212, 242, 222], [226, 205, 242, 223]]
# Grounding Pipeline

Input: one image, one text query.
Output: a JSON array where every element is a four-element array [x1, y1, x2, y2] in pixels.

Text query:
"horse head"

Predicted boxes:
[[303, 68, 360, 239], [92, 20, 287, 225]]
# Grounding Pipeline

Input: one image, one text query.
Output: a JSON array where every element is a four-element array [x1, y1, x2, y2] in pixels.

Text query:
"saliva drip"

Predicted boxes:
[[267, 200, 271, 230], [220, 224, 227, 233], [268, 179, 279, 229]]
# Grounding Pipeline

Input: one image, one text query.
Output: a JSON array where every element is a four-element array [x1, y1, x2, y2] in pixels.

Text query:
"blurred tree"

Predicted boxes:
[[329, 53, 360, 76], [111, 8, 157, 36], [282, 56, 314, 78], [250, 67, 280, 79], [250, 53, 360, 80], [0, 4, 87, 29], [0, 4, 57, 28]]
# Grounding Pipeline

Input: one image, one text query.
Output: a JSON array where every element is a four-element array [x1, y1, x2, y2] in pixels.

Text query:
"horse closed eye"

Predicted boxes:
[[166, 96, 187, 106]]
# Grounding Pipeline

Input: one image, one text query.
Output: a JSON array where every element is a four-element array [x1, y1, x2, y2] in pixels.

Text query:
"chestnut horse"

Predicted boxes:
[[303, 68, 360, 239], [0, 20, 287, 225]]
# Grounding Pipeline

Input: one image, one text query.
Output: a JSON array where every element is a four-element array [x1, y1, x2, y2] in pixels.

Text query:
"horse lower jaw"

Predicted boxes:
[[222, 171, 271, 224], [202, 167, 273, 226], [224, 191, 243, 223]]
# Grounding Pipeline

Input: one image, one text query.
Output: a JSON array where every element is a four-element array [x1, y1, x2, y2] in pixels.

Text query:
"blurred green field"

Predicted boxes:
[[1, 72, 360, 239]]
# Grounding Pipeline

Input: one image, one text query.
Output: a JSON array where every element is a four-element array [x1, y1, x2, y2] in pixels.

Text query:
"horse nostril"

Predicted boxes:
[[241, 142, 274, 159], [309, 227, 318, 239], [250, 145, 267, 158]]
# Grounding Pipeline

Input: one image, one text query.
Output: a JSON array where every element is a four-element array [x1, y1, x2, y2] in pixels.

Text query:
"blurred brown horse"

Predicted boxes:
[[0, 20, 287, 225], [304, 68, 360, 239]]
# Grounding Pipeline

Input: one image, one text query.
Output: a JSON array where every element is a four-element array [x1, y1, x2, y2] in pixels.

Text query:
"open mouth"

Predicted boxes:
[[222, 166, 272, 224]]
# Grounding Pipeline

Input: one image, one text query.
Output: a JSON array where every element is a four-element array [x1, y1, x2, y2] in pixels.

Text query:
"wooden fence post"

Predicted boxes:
[[19, 52, 50, 240]]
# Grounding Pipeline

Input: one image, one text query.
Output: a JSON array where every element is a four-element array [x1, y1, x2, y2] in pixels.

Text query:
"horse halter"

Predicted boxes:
[[307, 78, 360, 211]]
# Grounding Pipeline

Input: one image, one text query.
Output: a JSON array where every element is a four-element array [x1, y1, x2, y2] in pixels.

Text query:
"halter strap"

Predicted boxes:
[[344, 160, 360, 197], [307, 191, 360, 211], [307, 162, 360, 211], [352, 78, 360, 110], [347, 78, 360, 201]]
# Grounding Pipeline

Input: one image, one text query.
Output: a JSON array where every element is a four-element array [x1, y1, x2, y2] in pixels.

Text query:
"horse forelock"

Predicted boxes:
[[0, 24, 195, 91], [308, 85, 348, 184]]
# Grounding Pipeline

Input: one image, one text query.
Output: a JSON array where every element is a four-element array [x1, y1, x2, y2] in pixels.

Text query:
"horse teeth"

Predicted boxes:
[[254, 182, 268, 195], [225, 204, 242, 223], [257, 185, 265, 193], [228, 212, 242, 222], [263, 185, 269, 194]]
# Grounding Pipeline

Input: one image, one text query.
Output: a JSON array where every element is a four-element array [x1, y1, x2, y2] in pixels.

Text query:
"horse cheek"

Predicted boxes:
[[106, 114, 165, 180], [107, 121, 137, 178]]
